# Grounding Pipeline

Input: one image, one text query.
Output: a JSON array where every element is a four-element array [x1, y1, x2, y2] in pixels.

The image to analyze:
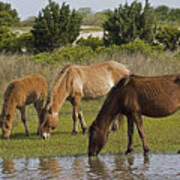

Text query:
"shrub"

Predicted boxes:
[[76, 35, 103, 51], [156, 25, 180, 51], [120, 40, 163, 55], [32, 45, 94, 64]]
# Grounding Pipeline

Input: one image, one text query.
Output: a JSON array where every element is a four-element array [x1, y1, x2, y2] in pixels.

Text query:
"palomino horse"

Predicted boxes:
[[0, 74, 47, 139], [88, 74, 180, 156], [40, 60, 130, 139]]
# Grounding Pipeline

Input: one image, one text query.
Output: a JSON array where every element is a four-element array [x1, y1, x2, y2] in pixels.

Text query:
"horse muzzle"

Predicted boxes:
[[41, 132, 50, 139]]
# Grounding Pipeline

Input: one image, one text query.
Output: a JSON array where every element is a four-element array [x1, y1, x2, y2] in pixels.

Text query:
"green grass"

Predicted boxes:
[[0, 98, 180, 158]]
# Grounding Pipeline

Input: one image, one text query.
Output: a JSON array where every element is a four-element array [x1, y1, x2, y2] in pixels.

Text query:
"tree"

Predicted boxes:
[[32, 0, 82, 52], [154, 5, 170, 22], [0, 2, 19, 26], [169, 8, 180, 24], [103, 0, 156, 46], [139, 0, 156, 43]]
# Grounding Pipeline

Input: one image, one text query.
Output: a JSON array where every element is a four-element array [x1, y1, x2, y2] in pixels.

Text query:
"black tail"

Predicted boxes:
[[174, 76, 180, 84], [115, 75, 130, 89]]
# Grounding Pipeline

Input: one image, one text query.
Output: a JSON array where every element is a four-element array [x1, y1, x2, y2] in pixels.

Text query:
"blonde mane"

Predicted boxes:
[[45, 64, 72, 110]]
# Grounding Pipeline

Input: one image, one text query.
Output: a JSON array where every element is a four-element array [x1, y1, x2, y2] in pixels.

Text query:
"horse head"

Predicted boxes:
[[88, 122, 109, 156], [39, 107, 58, 139], [1, 114, 12, 139]]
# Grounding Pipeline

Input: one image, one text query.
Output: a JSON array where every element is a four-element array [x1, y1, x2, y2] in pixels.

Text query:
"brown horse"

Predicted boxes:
[[40, 60, 130, 139], [0, 74, 47, 139], [88, 74, 180, 156]]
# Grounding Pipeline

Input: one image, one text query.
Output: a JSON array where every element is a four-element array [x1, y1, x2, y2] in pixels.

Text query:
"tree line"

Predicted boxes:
[[0, 0, 180, 54]]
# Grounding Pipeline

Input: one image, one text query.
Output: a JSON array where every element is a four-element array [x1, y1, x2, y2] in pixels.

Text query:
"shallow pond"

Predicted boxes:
[[0, 153, 179, 180]]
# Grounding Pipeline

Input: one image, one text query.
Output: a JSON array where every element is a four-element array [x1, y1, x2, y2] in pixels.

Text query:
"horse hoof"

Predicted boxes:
[[178, 150, 180, 154], [144, 149, 150, 156], [82, 128, 88, 134], [125, 148, 133, 155], [111, 126, 118, 131], [2, 136, 9, 140], [72, 131, 78, 136]]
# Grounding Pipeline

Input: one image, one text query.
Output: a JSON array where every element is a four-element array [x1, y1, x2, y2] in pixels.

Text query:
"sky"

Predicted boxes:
[[1, 0, 180, 20]]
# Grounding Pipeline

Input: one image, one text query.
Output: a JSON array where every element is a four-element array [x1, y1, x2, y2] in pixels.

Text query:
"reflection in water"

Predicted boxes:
[[1, 158, 16, 179], [113, 154, 149, 180], [39, 157, 62, 179], [0, 154, 179, 180], [88, 157, 112, 180]]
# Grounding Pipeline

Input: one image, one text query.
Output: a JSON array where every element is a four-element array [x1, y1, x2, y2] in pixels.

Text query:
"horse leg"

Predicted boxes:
[[71, 96, 80, 135], [111, 113, 123, 131], [71, 95, 87, 135], [19, 107, 29, 136], [133, 112, 149, 155], [78, 110, 87, 134], [125, 115, 134, 154], [34, 100, 44, 135]]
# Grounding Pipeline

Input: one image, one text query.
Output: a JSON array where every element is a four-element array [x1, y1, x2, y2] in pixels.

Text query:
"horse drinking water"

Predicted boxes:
[[40, 60, 130, 139], [88, 74, 180, 156]]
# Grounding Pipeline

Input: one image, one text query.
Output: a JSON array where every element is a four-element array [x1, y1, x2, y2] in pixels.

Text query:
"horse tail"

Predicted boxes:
[[111, 113, 124, 132], [114, 75, 131, 90], [174, 76, 180, 84]]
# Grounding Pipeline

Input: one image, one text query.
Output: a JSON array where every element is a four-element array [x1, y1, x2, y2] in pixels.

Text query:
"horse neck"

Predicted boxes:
[[48, 73, 70, 114], [95, 96, 119, 133]]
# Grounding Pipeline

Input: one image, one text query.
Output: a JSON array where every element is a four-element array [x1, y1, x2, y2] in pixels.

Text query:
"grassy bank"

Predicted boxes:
[[0, 98, 180, 158], [0, 51, 180, 158]]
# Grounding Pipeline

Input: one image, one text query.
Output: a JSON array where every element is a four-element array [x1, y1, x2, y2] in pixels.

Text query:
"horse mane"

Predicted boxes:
[[45, 64, 72, 109], [2, 82, 15, 115]]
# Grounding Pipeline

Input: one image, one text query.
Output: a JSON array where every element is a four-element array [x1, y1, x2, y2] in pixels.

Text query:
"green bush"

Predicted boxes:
[[0, 30, 34, 53], [17, 32, 34, 53], [0, 26, 20, 53], [32, 45, 94, 64], [120, 40, 163, 55], [156, 25, 180, 51], [76, 35, 103, 51], [95, 44, 121, 59], [31, 41, 164, 65]]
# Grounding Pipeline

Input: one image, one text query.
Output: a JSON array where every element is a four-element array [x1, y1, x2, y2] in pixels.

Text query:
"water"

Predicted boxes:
[[0, 153, 179, 180]]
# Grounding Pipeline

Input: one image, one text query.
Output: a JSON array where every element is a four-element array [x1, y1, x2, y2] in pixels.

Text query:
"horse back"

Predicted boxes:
[[69, 61, 130, 99], [119, 74, 180, 117], [4, 74, 47, 105]]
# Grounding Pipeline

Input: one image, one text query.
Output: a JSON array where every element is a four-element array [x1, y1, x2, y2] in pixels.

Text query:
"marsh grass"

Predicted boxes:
[[0, 99, 179, 158], [0, 51, 180, 158]]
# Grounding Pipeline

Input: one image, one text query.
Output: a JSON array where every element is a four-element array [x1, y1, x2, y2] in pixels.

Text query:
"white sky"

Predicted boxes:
[[1, 0, 180, 20]]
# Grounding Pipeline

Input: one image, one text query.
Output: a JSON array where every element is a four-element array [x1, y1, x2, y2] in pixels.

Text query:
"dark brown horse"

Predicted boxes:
[[40, 61, 130, 139], [88, 74, 180, 156]]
